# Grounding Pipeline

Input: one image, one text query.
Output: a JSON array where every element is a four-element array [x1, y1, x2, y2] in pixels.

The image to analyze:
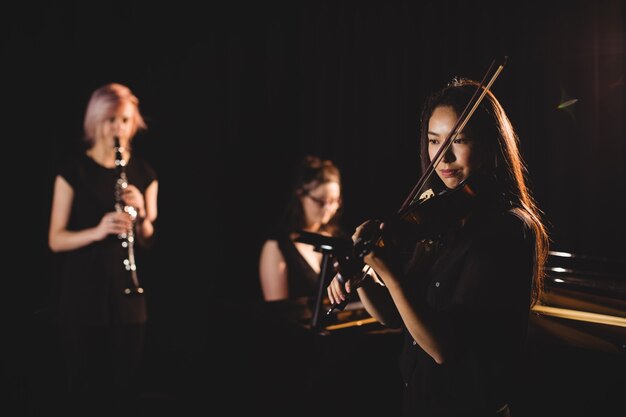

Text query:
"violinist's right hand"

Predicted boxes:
[[327, 220, 384, 305], [354, 219, 402, 287]]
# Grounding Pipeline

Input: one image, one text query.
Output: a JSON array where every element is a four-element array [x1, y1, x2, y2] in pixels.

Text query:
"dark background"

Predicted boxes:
[[2, 1, 625, 416]]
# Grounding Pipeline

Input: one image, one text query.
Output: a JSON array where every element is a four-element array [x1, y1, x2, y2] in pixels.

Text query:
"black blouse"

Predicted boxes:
[[56, 152, 157, 326], [399, 206, 535, 417]]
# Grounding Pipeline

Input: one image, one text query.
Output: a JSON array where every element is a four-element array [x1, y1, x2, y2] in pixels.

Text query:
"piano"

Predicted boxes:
[[531, 250, 626, 353], [521, 250, 626, 416], [229, 250, 625, 417]]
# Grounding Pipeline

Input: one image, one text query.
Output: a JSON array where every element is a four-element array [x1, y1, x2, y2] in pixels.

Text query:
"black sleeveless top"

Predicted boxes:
[[268, 230, 320, 299], [56, 152, 157, 326]]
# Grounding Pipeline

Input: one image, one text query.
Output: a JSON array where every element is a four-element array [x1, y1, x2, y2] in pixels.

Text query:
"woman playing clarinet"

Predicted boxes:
[[48, 82, 158, 416]]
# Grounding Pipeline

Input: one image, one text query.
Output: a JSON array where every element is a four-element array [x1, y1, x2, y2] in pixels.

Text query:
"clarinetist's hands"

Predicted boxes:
[[122, 185, 146, 218], [95, 211, 133, 240]]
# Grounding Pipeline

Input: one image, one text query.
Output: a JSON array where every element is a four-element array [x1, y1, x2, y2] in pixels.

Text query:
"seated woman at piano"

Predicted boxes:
[[259, 155, 344, 302], [327, 77, 550, 417]]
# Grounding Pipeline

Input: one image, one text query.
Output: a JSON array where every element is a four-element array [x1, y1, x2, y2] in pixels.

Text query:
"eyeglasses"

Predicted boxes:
[[305, 193, 341, 208]]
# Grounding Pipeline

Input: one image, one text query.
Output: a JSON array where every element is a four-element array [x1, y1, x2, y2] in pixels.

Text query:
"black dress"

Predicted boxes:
[[57, 152, 156, 327], [399, 203, 535, 417], [269, 230, 320, 299], [55, 152, 157, 414]]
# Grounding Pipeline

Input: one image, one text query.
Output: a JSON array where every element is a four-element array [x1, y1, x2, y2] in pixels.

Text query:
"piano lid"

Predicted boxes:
[[530, 250, 626, 354]]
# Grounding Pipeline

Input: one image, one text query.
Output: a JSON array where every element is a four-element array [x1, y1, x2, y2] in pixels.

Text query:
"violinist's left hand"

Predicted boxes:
[[122, 185, 146, 218]]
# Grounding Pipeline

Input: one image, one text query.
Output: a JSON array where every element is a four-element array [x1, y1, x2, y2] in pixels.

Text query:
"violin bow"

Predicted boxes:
[[398, 56, 508, 217]]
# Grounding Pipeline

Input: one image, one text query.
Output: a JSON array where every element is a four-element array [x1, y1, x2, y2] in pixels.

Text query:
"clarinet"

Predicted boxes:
[[114, 136, 144, 296]]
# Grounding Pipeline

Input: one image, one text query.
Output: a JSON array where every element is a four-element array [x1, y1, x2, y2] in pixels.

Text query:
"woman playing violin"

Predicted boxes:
[[328, 77, 549, 417]]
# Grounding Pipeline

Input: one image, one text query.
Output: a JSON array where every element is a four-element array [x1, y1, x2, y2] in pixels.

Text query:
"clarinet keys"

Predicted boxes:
[[114, 136, 144, 296]]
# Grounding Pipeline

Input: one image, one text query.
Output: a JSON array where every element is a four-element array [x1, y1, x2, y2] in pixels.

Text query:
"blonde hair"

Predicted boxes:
[[83, 83, 147, 146]]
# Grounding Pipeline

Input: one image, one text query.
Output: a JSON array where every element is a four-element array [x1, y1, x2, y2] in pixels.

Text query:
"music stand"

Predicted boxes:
[[294, 231, 352, 330]]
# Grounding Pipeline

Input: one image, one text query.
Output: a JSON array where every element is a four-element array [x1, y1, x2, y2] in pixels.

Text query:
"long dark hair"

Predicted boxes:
[[418, 78, 549, 305]]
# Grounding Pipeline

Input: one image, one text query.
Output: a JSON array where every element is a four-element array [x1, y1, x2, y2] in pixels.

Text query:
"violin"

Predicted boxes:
[[327, 57, 508, 314]]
